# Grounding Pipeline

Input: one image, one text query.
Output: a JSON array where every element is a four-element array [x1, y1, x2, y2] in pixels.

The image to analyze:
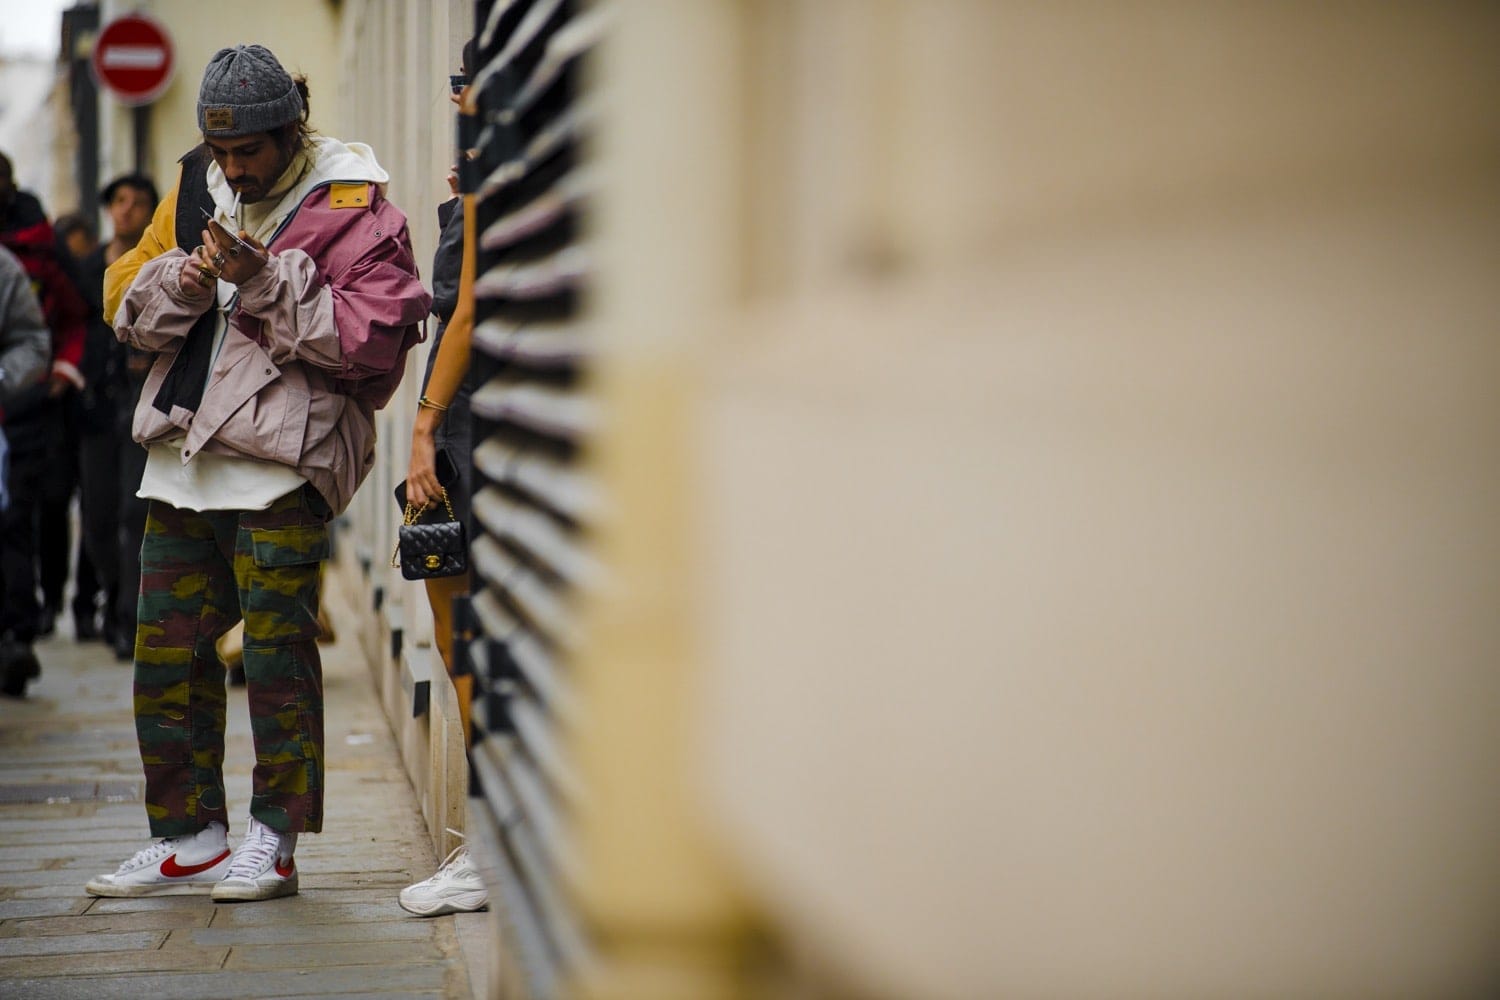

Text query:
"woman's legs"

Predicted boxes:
[[425, 573, 473, 743]]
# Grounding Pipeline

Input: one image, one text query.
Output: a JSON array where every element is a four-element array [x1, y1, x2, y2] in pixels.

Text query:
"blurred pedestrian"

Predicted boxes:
[[0, 243, 49, 499], [74, 174, 159, 652], [0, 244, 48, 401], [53, 209, 107, 639], [54, 212, 97, 262], [85, 45, 429, 903], [0, 151, 88, 692], [0, 243, 49, 695]]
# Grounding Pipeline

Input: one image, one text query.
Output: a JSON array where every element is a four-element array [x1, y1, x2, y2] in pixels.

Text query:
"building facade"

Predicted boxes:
[[34, 2, 1500, 996]]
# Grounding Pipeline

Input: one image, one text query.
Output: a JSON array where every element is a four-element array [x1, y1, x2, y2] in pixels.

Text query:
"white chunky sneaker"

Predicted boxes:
[[85, 821, 231, 897], [211, 816, 299, 902], [399, 834, 489, 916]]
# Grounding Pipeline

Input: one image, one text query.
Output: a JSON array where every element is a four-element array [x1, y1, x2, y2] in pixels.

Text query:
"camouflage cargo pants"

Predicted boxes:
[[134, 485, 331, 837]]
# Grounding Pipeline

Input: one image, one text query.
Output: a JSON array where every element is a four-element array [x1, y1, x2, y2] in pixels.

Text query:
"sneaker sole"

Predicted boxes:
[[85, 878, 220, 898], [211, 874, 299, 902], [397, 889, 489, 916]]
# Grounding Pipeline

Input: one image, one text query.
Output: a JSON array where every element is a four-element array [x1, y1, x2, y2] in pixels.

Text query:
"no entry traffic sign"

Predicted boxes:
[[92, 14, 176, 106]]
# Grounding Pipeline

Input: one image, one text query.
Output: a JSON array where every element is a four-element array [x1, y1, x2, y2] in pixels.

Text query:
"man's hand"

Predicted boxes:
[[179, 249, 217, 299], [202, 220, 269, 285]]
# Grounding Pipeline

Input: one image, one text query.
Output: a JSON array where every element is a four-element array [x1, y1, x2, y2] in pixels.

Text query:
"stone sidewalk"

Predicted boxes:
[[0, 578, 486, 998]]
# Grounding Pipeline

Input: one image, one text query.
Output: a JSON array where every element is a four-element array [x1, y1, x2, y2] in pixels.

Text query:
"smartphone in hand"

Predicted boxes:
[[200, 208, 255, 254]]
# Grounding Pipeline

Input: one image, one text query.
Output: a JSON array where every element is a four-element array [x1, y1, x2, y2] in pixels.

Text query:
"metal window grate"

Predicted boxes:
[[461, 2, 604, 996]]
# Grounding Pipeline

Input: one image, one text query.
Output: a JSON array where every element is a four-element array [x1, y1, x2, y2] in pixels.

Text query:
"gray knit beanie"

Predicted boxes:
[[197, 45, 304, 138]]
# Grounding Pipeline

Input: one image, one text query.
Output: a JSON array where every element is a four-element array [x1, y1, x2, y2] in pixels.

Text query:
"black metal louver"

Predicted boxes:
[[460, 2, 604, 997]]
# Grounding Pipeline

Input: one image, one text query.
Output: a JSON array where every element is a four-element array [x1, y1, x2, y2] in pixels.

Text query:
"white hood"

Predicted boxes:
[[206, 136, 390, 244]]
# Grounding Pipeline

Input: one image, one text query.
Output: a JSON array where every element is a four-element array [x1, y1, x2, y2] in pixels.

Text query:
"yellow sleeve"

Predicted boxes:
[[103, 175, 180, 325]]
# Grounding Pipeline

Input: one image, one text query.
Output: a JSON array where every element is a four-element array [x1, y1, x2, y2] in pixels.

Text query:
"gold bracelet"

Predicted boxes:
[[417, 395, 449, 412]]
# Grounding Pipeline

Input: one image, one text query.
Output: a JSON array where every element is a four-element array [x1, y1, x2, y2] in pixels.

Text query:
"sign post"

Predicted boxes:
[[92, 14, 176, 174], [92, 14, 175, 106]]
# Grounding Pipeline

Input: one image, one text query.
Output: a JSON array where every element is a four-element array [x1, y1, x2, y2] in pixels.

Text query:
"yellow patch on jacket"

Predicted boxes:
[[328, 183, 368, 209]]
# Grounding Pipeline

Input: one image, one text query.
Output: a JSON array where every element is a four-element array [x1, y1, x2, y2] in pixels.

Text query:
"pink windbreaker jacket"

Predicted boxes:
[[112, 176, 431, 515]]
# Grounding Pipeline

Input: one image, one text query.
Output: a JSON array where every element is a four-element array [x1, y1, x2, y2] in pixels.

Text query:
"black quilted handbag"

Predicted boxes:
[[393, 489, 468, 580]]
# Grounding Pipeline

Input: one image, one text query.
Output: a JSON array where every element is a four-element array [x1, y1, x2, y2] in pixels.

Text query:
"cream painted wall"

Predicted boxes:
[[334, 0, 473, 652], [583, 2, 1500, 997], [96, 0, 341, 202]]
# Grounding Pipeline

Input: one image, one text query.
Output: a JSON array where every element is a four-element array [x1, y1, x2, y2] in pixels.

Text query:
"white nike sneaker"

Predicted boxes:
[[398, 835, 489, 917], [211, 816, 299, 902], [85, 821, 232, 897]]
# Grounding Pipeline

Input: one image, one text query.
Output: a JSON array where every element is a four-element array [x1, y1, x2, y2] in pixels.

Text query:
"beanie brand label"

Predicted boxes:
[[204, 107, 235, 131]]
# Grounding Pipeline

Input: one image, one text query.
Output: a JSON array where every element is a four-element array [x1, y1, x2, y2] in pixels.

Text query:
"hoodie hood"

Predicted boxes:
[[207, 136, 390, 244]]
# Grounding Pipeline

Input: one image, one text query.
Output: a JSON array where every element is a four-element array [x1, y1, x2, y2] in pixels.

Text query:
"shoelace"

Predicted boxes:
[[419, 829, 471, 885], [119, 836, 176, 874], [227, 822, 281, 879]]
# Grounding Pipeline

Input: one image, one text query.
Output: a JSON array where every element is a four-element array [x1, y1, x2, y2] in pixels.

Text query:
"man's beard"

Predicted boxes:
[[235, 149, 296, 205]]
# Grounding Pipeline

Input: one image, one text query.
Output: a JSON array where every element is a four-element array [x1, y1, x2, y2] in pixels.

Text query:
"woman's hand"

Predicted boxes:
[[405, 422, 442, 508]]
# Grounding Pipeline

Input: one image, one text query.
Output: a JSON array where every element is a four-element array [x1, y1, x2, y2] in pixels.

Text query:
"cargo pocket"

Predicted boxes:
[[243, 525, 329, 647]]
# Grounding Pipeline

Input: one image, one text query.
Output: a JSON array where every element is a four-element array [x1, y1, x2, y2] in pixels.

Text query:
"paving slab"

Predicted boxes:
[[0, 908, 213, 938], [3, 963, 453, 1000], [0, 929, 165, 958], [0, 945, 230, 979], [180, 918, 437, 947], [223, 938, 440, 970], [0, 898, 90, 920], [0, 576, 478, 996]]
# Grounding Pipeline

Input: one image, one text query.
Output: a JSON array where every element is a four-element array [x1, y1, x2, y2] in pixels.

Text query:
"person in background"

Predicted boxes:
[[0, 244, 49, 405], [0, 150, 87, 695], [54, 213, 98, 262], [0, 242, 49, 545], [4, 179, 94, 644], [85, 45, 429, 903], [53, 209, 107, 639], [74, 174, 159, 654], [397, 41, 489, 918], [0, 244, 50, 695]]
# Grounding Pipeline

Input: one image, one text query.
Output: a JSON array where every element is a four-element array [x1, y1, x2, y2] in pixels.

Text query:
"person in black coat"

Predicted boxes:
[[74, 173, 159, 657], [0, 151, 87, 672]]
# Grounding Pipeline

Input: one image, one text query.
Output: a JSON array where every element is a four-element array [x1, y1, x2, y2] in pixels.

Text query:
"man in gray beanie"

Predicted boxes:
[[86, 44, 430, 903]]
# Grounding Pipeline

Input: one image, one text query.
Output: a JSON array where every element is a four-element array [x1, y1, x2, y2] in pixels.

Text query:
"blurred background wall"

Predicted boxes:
[[5, 1, 1498, 996], [579, 2, 1500, 997]]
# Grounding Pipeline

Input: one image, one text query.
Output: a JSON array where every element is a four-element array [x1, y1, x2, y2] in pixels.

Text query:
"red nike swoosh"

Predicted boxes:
[[275, 858, 295, 878], [160, 848, 231, 878]]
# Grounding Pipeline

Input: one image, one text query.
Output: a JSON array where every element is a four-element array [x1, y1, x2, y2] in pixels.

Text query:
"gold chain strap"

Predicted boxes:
[[390, 486, 458, 568]]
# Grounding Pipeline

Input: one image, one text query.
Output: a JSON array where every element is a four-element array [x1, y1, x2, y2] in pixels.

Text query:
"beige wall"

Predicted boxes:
[[335, 0, 473, 652], [581, 2, 1500, 997], [96, 0, 341, 203], [736, 0, 1500, 298]]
